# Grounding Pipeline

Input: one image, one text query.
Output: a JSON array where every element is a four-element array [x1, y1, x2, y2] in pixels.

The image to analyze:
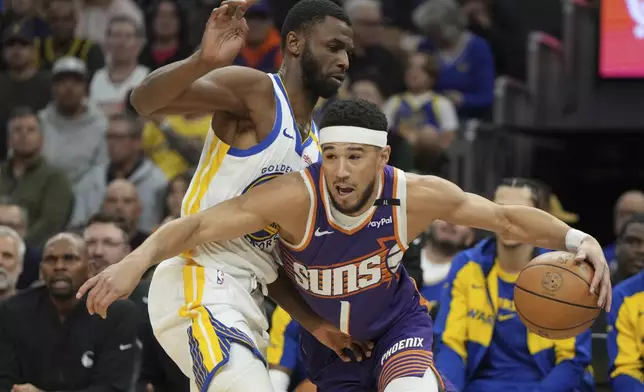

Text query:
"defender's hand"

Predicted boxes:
[[575, 237, 612, 312], [198, 0, 251, 67], [310, 322, 373, 362], [76, 253, 149, 318]]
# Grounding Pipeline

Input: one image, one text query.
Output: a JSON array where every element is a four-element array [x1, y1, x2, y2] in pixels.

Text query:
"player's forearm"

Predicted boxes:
[[268, 271, 326, 334], [130, 52, 218, 115], [501, 205, 589, 251], [129, 216, 204, 269]]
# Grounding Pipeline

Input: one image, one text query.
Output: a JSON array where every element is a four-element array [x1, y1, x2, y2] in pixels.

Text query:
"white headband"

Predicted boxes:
[[318, 126, 388, 148]]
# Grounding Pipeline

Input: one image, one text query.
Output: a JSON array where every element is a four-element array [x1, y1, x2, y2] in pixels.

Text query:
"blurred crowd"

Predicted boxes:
[[0, 0, 642, 391]]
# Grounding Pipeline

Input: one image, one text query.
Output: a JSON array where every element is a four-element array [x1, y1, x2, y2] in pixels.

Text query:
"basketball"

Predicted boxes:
[[514, 251, 602, 340]]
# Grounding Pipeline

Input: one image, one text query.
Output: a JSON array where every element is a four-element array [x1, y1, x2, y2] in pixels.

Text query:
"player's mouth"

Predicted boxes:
[[329, 74, 345, 86], [335, 185, 354, 198]]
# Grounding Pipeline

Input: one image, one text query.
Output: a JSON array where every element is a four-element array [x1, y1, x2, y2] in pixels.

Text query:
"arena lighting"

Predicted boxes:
[[599, 0, 644, 78]]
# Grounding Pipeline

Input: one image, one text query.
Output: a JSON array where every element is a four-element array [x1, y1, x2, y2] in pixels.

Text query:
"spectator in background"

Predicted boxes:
[[413, 0, 494, 120], [0, 107, 74, 247], [159, 170, 192, 226], [604, 190, 644, 267], [402, 219, 474, 319], [39, 56, 109, 187], [142, 113, 209, 180], [90, 15, 148, 115], [72, 113, 166, 231], [606, 259, 644, 391], [383, 52, 458, 173], [434, 178, 594, 392], [99, 179, 154, 249], [1, 0, 49, 39], [139, 0, 192, 71], [0, 225, 24, 300], [76, 0, 144, 46], [344, 0, 405, 97], [187, 0, 217, 49], [35, 0, 104, 77], [82, 213, 190, 391], [0, 22, 51, 159], [611, 213, 644, 286], [0, 200, 43, 289], [348, 77, 384, 107], [0, 233, 139, 392], [233, 0, 282, 72]]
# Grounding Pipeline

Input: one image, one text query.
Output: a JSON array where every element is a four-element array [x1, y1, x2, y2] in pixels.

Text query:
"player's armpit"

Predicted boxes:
[[408, 175, 570, 251]]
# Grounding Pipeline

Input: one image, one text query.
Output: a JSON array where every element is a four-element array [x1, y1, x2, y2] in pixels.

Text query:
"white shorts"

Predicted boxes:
[[148, 256, 273, 392]]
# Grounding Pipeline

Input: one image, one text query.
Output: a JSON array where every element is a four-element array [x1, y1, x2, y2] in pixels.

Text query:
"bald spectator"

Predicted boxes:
[[0, 226, 25, 301], [0, 233, 139, 392], [82, 213, 190, 392], [100, 180, 151, 249], [71, 112, 166, 231], [0, 200, 44, 289], [39, 56, 109, 188], [0, 22, 52, 159], [605, 190, 644, 266], [0, 107, 74, 247], [344, 0, 405, 97]]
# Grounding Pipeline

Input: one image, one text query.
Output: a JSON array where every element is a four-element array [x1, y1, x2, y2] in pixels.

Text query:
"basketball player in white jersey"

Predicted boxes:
[[78, 1, 372, 392], [81, 98, 613, 391]]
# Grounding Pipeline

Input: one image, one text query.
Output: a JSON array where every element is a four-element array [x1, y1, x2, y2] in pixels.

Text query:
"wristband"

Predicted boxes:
[[565, 229, 589, 253]]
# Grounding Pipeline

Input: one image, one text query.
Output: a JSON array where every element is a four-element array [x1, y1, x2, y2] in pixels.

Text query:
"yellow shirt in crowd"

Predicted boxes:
[[143, 115, 212, 179]]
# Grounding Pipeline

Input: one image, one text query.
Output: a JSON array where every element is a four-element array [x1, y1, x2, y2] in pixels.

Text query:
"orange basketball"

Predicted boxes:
[[514, 251, 601, 340]]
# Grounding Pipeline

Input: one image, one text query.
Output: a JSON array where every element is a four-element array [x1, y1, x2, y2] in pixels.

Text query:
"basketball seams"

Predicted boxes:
[[520, 262, 593, 289], [514, 285, 601, 310], [515, 304, 597, 332]]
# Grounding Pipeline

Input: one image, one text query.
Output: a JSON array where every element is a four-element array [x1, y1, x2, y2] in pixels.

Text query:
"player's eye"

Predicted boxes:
[[349, 155, 361, 160]]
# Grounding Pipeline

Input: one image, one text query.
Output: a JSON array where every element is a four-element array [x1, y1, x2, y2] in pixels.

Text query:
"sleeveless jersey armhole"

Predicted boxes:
[[280, 169, 317, 251], [392, 168, 409, 251]]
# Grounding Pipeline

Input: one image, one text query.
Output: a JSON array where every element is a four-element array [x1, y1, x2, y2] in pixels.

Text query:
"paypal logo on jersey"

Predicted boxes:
[[242, 168, 293, 251], [368, 216, 393, 229]]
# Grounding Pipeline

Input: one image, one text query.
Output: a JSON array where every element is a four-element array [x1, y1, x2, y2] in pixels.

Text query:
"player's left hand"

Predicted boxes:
[[575, 237, 612, 312], [310, 322, 373, 362]]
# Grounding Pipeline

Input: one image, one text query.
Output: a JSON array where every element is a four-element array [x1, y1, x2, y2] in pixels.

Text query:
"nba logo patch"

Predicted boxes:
[[216, 270, 224, 285], [303, 154, 313, 165]]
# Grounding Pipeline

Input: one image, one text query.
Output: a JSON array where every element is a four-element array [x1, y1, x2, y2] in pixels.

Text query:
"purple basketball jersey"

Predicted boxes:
[[279, 163, 429, 340]]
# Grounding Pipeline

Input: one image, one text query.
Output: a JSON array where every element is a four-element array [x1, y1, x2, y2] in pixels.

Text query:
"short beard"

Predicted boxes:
[[330, 179, 376, 215], [300, 44, 339, 100]]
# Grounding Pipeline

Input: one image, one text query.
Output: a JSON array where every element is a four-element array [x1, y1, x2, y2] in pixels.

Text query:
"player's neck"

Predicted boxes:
[[496, 241, 534, 274], [277, 65, 317, 125]]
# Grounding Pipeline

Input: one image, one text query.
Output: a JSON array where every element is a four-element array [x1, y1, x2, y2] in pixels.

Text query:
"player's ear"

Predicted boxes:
[[285, 31, 303, 57], [379, 145, 390, 168]]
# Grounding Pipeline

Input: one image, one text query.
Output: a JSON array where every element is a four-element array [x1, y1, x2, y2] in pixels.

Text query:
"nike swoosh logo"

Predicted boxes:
[[282, 128, 294, 139], [314, 228, 334, 237], [498, 313, 516, 322], [119, 344, 132, 351]]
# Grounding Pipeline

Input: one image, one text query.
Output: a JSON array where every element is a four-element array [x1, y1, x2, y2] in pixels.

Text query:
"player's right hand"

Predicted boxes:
[[76, 253, 149, 318], [198, 0, 251, 67], [310, 322, 374, 362]]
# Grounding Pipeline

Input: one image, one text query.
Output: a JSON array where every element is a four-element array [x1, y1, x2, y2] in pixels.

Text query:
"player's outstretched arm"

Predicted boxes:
[[407, 174, 612, 311], [130, 1, 271, 116], [77, 172, 308, 318]]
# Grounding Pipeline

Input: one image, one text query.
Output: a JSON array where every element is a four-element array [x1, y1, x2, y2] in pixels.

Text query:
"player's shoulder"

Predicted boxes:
[[405, 173, 466, 211]]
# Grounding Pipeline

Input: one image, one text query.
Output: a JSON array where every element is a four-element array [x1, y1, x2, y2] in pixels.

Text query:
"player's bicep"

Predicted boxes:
[[413, 175, 508, 234], [163, 67, 269, 116]]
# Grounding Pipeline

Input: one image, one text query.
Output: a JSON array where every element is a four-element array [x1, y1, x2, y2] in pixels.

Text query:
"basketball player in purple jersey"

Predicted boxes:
[[80, 99, 612, 392]]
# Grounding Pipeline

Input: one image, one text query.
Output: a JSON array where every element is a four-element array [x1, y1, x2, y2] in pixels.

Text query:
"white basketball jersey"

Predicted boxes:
[[181, 73, 321, 284]]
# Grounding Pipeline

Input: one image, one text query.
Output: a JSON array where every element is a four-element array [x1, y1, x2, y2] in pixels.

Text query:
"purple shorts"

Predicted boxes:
[[299, 307, 455, 392]]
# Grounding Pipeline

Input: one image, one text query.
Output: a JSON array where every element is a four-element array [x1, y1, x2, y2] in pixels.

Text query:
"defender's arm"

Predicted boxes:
[[130, 54, 272, 116], [407, 174, 612, 310]]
